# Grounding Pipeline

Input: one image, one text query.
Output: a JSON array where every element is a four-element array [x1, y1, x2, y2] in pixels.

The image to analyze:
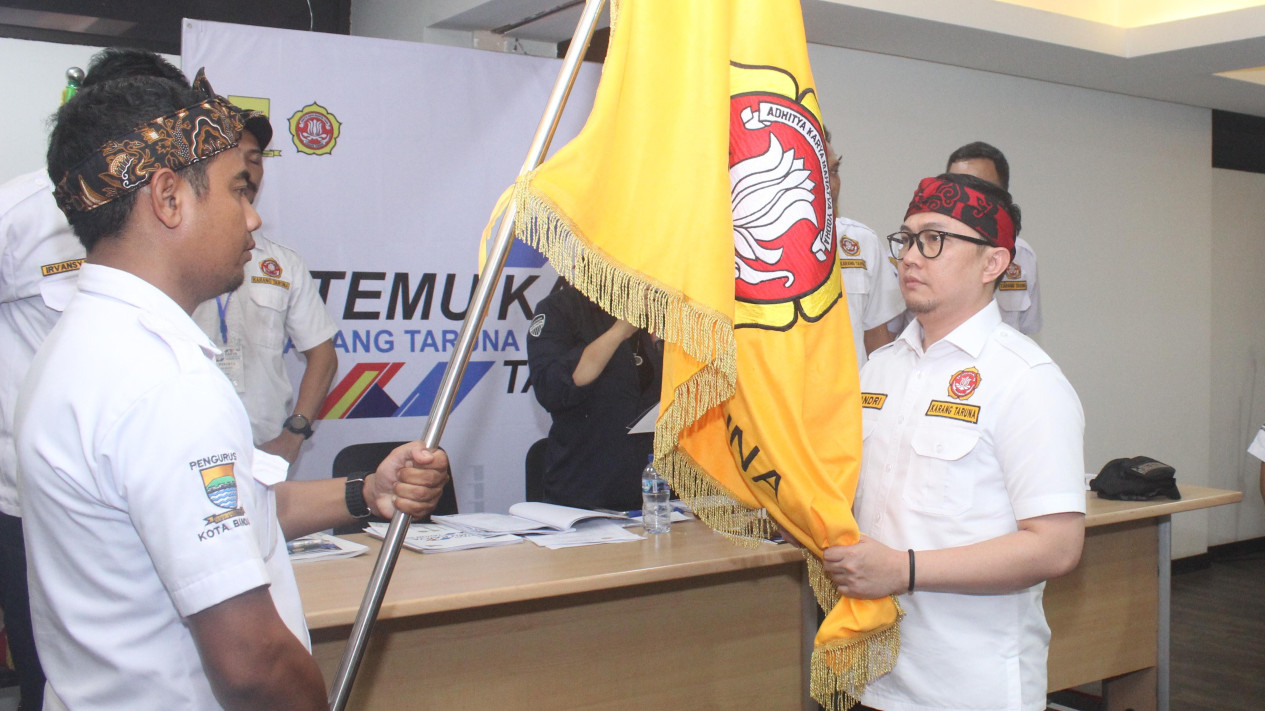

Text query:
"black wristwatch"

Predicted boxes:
[[344, 472, 372, 519], [282, 413, 314, 439]]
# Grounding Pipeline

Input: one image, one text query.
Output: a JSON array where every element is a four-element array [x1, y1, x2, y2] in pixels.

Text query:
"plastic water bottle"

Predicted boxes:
[[641, 455, 671, 534]]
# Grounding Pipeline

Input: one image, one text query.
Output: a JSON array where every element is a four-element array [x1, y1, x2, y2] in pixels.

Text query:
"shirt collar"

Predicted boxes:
[[896, 300, 1003, 359], [75, 264, 218, 357]]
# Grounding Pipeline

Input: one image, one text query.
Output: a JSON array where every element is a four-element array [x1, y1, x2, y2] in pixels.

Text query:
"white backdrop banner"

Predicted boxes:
[[183, 20, 600, 513]]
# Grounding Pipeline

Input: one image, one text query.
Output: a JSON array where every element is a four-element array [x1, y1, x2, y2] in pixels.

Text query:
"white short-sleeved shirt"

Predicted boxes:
[[17, 265, 307, 710], [856, 300, 1085, 711], [996, 237, 1041, 335], [837, 217, 904, 367], [1249, 426, 1265, 463], [192, 233, 337, 444], [0, 170, 84, 517]]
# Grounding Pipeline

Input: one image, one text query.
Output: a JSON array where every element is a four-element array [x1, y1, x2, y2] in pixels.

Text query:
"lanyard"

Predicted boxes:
[[215, 293, 232, 345]]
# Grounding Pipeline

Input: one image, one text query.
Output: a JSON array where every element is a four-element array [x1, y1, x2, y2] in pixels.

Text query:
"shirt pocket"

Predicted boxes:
[[245, 283, 288, 349], [38, 272, 79, 312], [248, 449, 289, 560], [904, 423, 980, 516]]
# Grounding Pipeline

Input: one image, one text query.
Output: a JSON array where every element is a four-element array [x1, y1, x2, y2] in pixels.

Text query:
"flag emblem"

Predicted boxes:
[[948, 367, 982, 400], [730, 65, 837, 330], [200, 463, 238, 509]]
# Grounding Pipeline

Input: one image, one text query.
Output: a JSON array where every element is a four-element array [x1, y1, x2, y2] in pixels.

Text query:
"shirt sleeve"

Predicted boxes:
[[106, 369, 271, 618], [527, 292, 593, 412], [1249, 427, 1265, 463], [279, 246, 338, 353], [994, 363, 1087, 520], [1014, 248, 1042, 335]]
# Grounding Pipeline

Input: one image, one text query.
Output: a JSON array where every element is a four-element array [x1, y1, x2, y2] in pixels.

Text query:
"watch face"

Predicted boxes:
[[287, 414, 310, 429]]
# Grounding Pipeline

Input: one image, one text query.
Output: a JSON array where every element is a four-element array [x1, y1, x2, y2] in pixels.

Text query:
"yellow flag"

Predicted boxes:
[[513, 1, 900, 706]]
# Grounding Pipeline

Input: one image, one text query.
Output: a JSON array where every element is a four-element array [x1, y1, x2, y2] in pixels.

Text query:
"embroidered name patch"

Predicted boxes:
[[41, 258, 84, 277], [251, 276, 291, 289], [861, 392, 887, 409], [838, 258, 866, 270], [926, 400, 980, 424], [999, 280, 1027, 291]]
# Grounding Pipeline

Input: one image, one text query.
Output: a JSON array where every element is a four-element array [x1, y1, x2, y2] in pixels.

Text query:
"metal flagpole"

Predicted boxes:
[[327, 0, 607, 707]]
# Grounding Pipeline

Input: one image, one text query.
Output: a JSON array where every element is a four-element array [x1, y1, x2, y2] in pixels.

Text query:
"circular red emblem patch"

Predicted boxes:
[[1006, 263, 1022, 280], [840, 237, 860, 256], [259, 258, 282, 278], [948, 367, 981, 401], [730, 93, 832, 305], [295, 111, 334, 152]]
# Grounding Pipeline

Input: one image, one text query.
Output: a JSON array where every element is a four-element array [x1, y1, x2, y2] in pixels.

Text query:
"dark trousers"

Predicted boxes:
[[0, 512, 43, 709]]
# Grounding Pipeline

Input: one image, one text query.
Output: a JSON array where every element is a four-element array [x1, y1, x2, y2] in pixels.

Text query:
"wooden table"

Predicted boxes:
[[1045, 485, 1241, 711], [298, 486, 1241, 711], [296, 520, 815, 710]]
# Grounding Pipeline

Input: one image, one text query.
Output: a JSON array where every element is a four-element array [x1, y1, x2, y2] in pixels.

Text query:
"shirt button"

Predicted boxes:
[[885, 464, 893, 472], [936, 444, 943, 453]]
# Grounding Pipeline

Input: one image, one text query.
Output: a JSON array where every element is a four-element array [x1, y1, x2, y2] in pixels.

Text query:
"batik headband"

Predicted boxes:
[[52, 69, 245, 215], [904, 176, 1016, 253]]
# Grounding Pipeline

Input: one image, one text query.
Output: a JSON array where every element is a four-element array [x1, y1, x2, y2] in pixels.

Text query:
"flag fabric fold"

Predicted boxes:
[[511, 1, 901, 706]]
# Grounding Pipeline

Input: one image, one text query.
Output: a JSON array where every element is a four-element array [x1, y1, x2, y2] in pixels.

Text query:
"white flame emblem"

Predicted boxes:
[[731, 135, 820, 287]]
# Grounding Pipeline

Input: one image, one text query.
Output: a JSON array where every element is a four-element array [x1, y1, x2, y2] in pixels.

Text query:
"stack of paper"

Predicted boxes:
[[525, 519, 645, 549], [435, 502, 628, 535], [362, 522, 522, 554], [286, 533, 370, 562]]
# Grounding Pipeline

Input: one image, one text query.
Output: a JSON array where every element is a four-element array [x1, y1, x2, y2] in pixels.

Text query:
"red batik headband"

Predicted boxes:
[[904, 176, 1016, 253]]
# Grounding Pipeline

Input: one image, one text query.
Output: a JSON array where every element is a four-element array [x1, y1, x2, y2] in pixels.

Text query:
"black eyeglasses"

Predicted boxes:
[[886, 229, 995, 260]]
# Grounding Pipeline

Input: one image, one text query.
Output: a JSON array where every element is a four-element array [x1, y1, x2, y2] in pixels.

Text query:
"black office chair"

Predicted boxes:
[[330, 441, 458, 534], [524, 438, 549, 503]]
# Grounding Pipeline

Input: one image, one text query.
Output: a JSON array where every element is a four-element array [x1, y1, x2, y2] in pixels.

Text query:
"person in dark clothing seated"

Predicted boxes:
[[526, 282, 661, 511]]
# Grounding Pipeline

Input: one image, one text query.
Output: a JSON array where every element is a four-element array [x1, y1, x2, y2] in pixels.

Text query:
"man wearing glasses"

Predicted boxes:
[[822, 173, 1086, 711]]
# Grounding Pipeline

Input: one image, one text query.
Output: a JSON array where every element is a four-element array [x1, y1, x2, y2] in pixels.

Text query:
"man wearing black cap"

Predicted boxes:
[[822, 173, 1085, 711], [192, 111, 338, 466]]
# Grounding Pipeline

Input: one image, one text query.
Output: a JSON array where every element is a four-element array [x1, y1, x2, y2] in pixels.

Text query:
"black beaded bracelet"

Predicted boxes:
[[907, 549, 916, 593]]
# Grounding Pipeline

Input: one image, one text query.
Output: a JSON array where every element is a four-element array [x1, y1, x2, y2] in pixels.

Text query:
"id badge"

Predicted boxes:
[[216, 346, 246, 393]]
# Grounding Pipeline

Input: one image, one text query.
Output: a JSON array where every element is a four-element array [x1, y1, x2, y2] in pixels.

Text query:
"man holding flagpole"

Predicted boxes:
[[21, 71, 448, 710], [824, 173, 1085, 711], [510, 1, 902, 707]]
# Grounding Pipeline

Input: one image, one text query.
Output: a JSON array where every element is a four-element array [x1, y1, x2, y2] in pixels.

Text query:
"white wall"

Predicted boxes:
[[1209, 167, 1265, 544], [810, 44, 1219, 557], [0, 39, 179, 185]]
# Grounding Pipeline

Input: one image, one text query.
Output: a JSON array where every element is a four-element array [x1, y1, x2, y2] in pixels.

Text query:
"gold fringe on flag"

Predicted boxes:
[[508, 0, 903, 705], [514, 176, 775, 544]]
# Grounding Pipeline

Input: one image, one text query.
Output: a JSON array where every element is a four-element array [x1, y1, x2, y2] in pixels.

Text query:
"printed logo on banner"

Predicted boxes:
[[289, 102, 341, 155], [318, 360, 497, 420], [227, 95, 282, 157]]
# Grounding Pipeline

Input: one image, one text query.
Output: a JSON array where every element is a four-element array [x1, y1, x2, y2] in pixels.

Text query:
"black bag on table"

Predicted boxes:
[[1090, 456, 1181, 501]]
